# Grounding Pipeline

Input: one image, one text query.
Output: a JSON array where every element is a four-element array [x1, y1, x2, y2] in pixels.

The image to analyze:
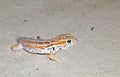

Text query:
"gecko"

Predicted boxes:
[[11, 33, 77, 61]]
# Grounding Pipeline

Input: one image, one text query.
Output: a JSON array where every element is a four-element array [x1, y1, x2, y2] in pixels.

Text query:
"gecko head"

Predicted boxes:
[[64, 33, 77, 49], [55, 33, 77, 49]]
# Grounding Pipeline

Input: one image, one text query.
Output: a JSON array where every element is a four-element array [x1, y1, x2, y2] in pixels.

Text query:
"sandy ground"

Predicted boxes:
[[0, 0, 120, 77]]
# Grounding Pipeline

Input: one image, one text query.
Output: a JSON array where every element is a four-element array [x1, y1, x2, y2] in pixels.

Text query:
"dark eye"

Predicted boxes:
[[67, 39, 71, 43]]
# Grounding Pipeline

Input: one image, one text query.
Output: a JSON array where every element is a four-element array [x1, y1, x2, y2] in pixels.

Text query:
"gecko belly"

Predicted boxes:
[[23, 45, 60, 54]]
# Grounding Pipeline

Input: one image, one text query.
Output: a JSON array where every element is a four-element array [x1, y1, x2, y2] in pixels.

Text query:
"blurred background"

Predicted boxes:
[[0, 0, 120, 77]]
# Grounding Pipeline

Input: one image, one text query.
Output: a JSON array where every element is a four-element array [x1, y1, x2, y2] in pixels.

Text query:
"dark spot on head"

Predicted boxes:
[[91, 27, 94, 31]]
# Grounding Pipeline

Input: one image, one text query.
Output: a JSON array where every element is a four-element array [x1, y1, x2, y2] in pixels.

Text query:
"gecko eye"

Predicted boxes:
[[67, 39, 71, 43]]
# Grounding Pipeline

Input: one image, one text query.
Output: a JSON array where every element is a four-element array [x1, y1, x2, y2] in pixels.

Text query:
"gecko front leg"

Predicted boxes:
[[49, 51, 59, 61]]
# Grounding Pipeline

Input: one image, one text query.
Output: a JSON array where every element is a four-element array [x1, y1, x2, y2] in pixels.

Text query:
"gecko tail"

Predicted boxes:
[[11, 43, 23, 51]]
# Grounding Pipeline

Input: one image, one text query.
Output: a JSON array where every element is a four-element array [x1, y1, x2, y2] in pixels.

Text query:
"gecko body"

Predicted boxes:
[[11, 33, 77, 61]]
